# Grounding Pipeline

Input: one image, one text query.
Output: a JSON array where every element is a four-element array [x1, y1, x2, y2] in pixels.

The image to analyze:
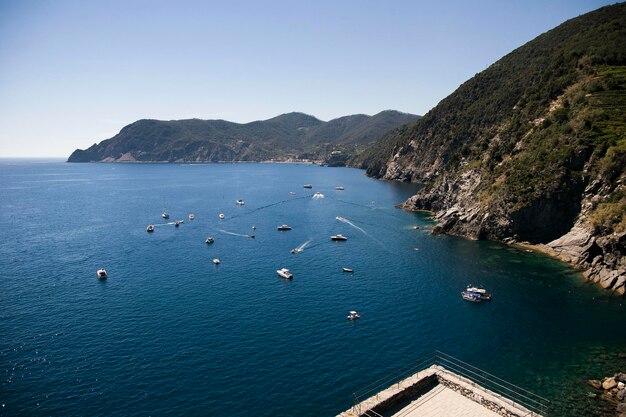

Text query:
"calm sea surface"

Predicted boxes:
[[1, 160, 625, 416]]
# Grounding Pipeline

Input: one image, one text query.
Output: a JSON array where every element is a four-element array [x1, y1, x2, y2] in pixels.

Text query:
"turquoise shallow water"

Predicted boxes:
[[1, 160, 625, 416]]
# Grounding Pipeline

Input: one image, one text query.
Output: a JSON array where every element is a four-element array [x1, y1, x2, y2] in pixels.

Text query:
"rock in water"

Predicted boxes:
[[588, 379, 603, 390], [603, 377, 617, 390]]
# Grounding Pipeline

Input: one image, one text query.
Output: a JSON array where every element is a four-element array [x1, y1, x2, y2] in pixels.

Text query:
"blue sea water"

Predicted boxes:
[[1, 160, 625, 417]]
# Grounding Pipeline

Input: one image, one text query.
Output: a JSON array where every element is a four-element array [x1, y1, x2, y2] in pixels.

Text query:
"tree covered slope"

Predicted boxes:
[[68, 111, 419, 165], [359, 3, 626, 294]]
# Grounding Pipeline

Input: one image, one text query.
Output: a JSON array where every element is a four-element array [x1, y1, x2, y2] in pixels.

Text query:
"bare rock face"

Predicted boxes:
[[398, 160, 626, 295], [604, 377, 618, 390]]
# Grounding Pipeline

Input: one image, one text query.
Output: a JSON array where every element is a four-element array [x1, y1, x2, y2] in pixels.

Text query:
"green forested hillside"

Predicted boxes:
[[358, 3, 626, 293], [68, 111, 419, 164]]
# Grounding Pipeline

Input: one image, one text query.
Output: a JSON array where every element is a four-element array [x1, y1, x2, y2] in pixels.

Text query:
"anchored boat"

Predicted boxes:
[[347, 311, 360, 320], [277, 224, 292, 231], [331, 234, 347, 241], [97, 268, 107, 279], [277, 268, 293, 279], [467, 285, 492, 300]]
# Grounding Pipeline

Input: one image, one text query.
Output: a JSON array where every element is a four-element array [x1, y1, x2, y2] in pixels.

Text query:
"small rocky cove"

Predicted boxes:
[[397, 179, 626, 297]]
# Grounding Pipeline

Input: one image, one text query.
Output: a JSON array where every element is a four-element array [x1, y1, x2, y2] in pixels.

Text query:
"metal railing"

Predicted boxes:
[[351, 351, 550, 416]]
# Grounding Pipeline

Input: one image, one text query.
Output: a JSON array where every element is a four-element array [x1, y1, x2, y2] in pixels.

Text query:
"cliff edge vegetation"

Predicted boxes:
[[358, 3, 626, 295]]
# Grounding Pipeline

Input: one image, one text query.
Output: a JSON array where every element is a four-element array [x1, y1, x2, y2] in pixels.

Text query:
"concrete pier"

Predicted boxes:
[[337, 364, 545, 417]]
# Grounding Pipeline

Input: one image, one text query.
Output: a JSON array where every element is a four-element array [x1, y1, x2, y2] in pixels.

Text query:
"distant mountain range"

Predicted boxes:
[[68, 110, 420, 166], [356, 3, 626, 294]]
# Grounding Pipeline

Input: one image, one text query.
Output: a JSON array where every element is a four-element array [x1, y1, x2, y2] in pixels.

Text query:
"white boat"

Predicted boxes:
[[174, 220, 182, 227], [219, 213, 225, 219], [277, 224, 292, 231], [97, 268, 107, 279], [205, 237, 214, 244], [335, 186, 345, 190], [466, 285, 492, 300], [331, 234, 347, 241], [303, 184, 313, 189], [162, 212, 170, 219], [252, 225, 256, 230], [462, 291, 482, 302], [188, 213, 195, 220], [342, 268, 353, 273], [236, 199, 245, 205], [290, 248, 300, 254], [212, 258, 220, 265], [347, 311, 360, 320], [146, 225, 154, 232], [276, 268, 293, 279], [289, 192, 296, 195]]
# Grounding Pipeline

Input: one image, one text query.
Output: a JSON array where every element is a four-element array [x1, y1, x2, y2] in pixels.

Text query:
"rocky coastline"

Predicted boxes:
[[587, 371, 626, 416], [398, 198, 626, 296]]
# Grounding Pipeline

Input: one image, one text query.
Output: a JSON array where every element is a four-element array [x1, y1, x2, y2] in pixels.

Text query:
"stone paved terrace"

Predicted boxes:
[[389, 384, 501, 417], [337, 364, 545, 417]]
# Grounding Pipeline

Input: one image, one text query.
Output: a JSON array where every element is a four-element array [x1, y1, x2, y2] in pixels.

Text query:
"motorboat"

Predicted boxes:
[[342, 268, 354, 273], [290, 248, 300, 254], [303, 184, 312, 189], [335, 186, 345, 190], [331, 234, 347, 241], [146, 225, 154, 232], [97, 268, 107, 279], [188, 213, 195, 220], [461, 291, 482, 302], [411, 225, 421, 230], [162, 212, 169, 219], [276, 268, 293, 279], [219, 213, 225, 219], [313, 191, 324, 198], [236, 199, 245, 205], [174, 220, 182, 227], [252, 225, 256, 230], [277, 224, 292, 231], [347, 311, 360, 320], [248, 234, 255, 239], [213, 258, 220, 265], [289, 192, 296, 195], [467, 285, 492, 300], [205, 237, 214, 244]]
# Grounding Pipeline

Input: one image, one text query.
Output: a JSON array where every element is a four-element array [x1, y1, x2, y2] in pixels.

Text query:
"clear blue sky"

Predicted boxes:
[[0, 0, 619, 157]]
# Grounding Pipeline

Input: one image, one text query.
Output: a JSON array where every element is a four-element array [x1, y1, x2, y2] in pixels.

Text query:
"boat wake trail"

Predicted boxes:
[[226, 194, 314, 221], [335, 216, 387, 250], [335, 216, 369, 236], [218, 229, 254, 238], [296, 239, 312, 251]]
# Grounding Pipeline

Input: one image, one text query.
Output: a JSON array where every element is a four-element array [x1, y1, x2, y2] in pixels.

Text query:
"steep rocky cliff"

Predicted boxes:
[[359, 4, 626, 295]]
